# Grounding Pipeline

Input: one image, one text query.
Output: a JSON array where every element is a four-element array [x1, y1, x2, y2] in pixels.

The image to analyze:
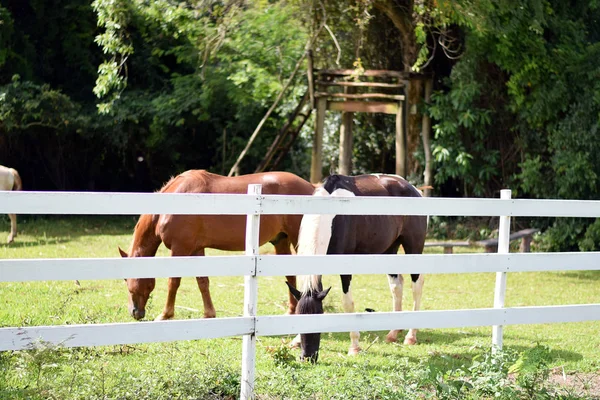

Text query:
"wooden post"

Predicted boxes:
[[422, 78, 433, 196], [395, 99, 406, 177], [307, 50, 315, 110], [311, 97, 327, 183], [339, 87, 354, 175], [222, 128, 227, 175], [520, 236, 532, 253], [240, 184, 261, 400], [492, 189, 511, 351]]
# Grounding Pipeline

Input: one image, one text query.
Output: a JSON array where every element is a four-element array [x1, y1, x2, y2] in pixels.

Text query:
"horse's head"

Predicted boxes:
[[286, 281, 331, 363], [119, 247, 156, 320]]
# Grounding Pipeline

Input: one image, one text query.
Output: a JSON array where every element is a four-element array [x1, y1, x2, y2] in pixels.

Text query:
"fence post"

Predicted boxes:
[[240, 184, 261, 400], [492, 189, 512, 351]]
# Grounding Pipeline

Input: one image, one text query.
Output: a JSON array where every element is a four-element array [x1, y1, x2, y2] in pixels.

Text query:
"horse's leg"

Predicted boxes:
[[194, 249, 216, 318], [385, 273, 405, 343], [155, 277, 181, 321], [7, 214, 16, 244], [399, 225, 426, 345], [403, 274, 424, 345], [341, 274, 360, 355], [271, 233, 297, 314], [155, 246, 197, 321]]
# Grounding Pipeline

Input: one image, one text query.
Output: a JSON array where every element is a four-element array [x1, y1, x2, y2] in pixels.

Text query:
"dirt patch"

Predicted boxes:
[[548, 370, 600, 399]]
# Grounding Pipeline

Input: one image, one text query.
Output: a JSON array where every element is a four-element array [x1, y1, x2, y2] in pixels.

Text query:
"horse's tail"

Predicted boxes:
[[10, 168, 22, 191]]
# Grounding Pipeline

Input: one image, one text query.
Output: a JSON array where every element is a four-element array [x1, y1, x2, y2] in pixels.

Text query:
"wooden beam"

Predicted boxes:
[[395, 101, 406, 177], [327, 101, 398, 115], [311, 97, 327, 183], [316, 81, 405, 89], [307, 50, 315, 109], [270, 112, 311, 171], [339, 87, 354, 175], [422, 78, 433, 197], [315, 92, 405, 101], [318, 69, 406, 79], [254, 91, 309, 173]]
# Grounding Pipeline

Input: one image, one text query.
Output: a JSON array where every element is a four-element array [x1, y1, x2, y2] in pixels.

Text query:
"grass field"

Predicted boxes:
[[0, 216, 599, 399]]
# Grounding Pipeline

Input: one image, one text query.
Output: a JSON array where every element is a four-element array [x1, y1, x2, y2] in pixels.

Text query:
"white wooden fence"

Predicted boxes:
[[1, 188, 600, 399]]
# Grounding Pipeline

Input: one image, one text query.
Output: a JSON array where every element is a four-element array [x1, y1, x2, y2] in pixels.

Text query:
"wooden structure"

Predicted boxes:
[[254, 91, 312, 173], [310, 69, 408, 183], [424, 228, 540, 254]]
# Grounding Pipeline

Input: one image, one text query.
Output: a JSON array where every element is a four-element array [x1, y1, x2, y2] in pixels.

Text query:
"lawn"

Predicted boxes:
[[0, 216, 599, 399]]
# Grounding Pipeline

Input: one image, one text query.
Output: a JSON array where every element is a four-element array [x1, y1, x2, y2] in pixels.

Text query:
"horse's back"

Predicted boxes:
[[320, 173, 427, 254], [155, 170, 313, 251], [322, 174, 422, 198], [161, 170, 314, 196]]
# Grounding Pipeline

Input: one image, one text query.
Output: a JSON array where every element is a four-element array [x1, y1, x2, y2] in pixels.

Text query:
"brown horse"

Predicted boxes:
[[119, 170, 315, 321], [0, 165, 23, 244]]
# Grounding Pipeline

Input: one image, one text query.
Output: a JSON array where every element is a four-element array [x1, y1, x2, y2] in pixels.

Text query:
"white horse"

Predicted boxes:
[[0, 165, 22, 243]]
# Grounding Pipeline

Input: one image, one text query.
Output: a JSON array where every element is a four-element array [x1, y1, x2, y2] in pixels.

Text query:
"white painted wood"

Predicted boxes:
[[0, 317, 253, 351], [1, 191, 600, 218], [493, 189, 511, 350], [0, 191, 260, 215], [256, 252, 600, 276], [0, 256, 255, 282], [241, 184, 261, 400], [260, 195, 600, 217], [255, 304, 600, 336], [2, 252, 599, 283]]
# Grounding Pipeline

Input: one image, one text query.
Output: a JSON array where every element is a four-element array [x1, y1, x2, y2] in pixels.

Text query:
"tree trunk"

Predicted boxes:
[[374, 0, 422, 178]]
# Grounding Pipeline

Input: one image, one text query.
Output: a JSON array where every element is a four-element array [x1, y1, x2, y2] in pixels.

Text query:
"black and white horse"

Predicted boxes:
[[287, 173, 427, 362]]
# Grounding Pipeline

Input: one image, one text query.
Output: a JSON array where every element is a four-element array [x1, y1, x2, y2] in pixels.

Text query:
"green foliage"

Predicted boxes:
[[0, 75, 80, 132], [427, 0, 600, 249], [92, 0, 134, 112], [509, 344, 553, 397]]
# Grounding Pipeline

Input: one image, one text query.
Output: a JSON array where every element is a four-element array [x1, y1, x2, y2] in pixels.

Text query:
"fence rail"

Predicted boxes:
[[2, 252, 600, 282], [1, 189, 599, 400], [2, 191, 600, 217]]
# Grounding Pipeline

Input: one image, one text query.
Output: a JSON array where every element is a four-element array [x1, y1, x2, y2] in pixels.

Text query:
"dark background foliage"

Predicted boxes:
[[1, 0, 599, 250]]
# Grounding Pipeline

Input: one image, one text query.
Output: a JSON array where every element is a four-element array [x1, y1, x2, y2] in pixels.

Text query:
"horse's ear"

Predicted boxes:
[[285, 281, 302, 301], [118, 247, 128, 258], [316, 286, 331, 301]]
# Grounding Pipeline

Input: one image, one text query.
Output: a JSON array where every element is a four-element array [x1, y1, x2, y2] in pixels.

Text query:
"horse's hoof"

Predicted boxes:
[[385, 329, 401, 343], [7, 237, 13, 244], [155, 313, 174, 321], [289, 334, 301, 349], [203, 313, 216, 319], [347, 347, 361, 356], [403, 337, 417, 345]]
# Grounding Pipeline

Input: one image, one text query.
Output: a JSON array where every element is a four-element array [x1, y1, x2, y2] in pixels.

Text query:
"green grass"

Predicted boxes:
[[0, 216, 599, 399]]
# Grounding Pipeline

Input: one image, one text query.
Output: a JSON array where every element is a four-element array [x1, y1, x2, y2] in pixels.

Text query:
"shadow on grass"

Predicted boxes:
[[1, 237, 72, 249], [560, 270, 600, 281], [313, 335, 583, 374], [293, 327, 583, 373], [0, 215, 136, 248], [319, 329, 490, 349]]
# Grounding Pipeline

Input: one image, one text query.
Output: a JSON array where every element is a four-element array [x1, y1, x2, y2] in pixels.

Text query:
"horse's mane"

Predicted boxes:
[[297, 182, 355, 295], [158, 175, 180, 193]]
